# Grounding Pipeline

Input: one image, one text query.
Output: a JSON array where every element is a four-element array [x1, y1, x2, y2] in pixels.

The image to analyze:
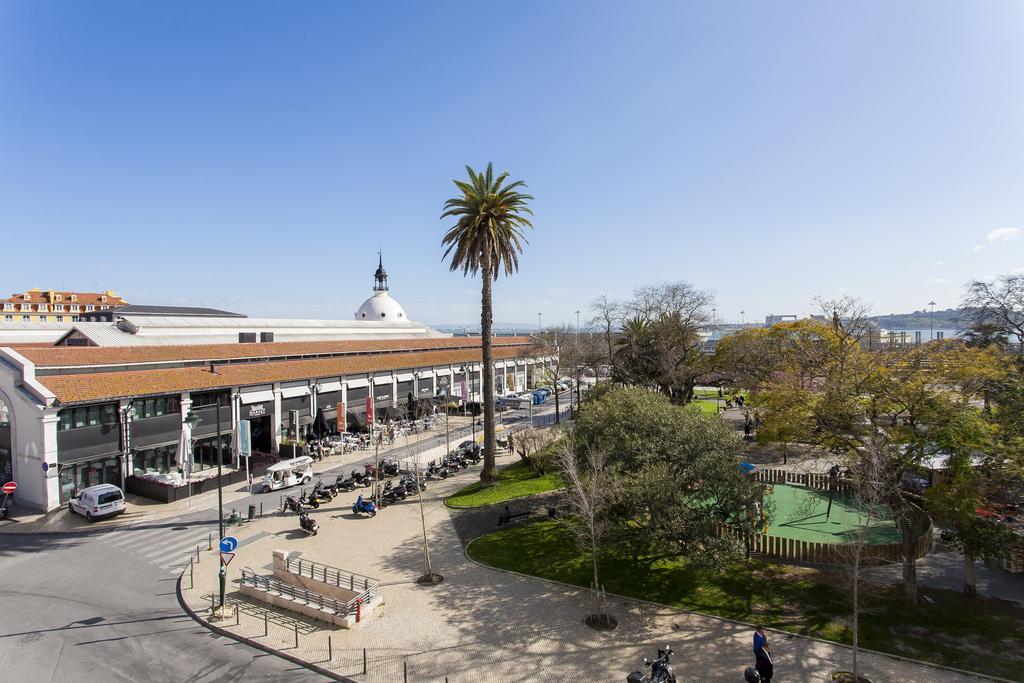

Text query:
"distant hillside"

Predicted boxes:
[[867, 308, 963, 330]]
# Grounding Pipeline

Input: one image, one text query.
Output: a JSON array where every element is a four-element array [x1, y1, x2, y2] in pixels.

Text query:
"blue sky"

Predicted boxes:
[[1, 1, 1021, 326]]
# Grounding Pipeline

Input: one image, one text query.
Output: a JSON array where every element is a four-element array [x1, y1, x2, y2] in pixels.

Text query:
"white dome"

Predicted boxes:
[[355, 291, 407, 321]]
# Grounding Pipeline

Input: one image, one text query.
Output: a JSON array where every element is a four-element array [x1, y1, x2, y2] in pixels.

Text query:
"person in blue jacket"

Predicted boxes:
[[753, 625, 773, 682]]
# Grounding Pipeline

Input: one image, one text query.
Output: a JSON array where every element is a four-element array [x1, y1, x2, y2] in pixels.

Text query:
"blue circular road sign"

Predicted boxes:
[[219, 536, 239, 553]]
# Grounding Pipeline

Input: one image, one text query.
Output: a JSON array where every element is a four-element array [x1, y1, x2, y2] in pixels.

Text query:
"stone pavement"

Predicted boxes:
[[181, 451, 995, 683]]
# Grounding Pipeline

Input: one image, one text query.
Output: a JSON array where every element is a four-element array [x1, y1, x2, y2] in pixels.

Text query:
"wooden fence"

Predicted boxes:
[[752, 467, 854, 496], [714, 521, 933, 567]]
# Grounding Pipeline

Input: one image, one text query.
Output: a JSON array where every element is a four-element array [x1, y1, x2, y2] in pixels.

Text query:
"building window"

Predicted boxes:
[[101, 305, 109, 310], [38, 304, 48, 312], [72, 316, 80, 322], [136, 396, 180, 419], [39, 315, 47, 322], [238, 332, 257, 343], [70, 295, 77, 302], [21, 315, 29, 322], [56, 316, 64, 322], [2, 303, 11, 311], [57, 403, 118, 431], [86, 305, 94, 311], [3, 315, 11, 322], [55, 294, 63, 302], [190, 391, 227, 408]]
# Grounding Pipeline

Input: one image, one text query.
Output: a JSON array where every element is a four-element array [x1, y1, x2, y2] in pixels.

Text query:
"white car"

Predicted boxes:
[[69, 484, 127, 522]]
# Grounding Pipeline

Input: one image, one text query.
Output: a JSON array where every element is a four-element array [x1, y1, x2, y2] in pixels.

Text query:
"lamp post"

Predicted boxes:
[[928, 300, 936, 341], [216, 393, 225, 611], [740, 310, 745, 326]]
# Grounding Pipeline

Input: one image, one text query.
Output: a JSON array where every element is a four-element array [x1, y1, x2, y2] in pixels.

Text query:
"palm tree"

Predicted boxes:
[[441, 163, 534, 484]]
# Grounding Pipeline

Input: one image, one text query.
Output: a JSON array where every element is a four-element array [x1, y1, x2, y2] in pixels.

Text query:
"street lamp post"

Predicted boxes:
[[928, 300, 936, 341], [216, 393, 225, 611], [537, 312, 542, 333], [741, 310, 745, 325]]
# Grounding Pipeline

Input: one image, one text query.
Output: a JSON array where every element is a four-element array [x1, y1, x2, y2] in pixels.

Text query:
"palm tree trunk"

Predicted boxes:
[[480, 253, 498, 485]]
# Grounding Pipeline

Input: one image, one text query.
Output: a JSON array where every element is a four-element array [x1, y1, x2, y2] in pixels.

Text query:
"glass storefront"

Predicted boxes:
[[133, 444, 178, 476], [59, 456, 122, 504]]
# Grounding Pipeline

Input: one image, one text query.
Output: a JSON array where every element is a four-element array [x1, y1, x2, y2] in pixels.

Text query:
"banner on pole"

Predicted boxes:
[[337, 402, 345, 432], [366, 395, 373, 424], [237, 420, 251, 458]]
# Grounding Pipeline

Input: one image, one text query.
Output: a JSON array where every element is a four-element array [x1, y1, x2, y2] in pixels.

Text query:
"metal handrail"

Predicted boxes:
[[240, 569, 370, 615], [284, 556, 379, 595]]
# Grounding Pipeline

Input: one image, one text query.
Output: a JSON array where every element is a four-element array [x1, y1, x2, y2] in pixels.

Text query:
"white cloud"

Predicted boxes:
[[972, 227, 1019, 252], [929, 277, 949, 284], [986, 227, 1019, 243]]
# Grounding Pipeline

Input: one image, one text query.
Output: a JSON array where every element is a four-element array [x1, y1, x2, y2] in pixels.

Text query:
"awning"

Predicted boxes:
[[280, 383, 310, 399], [240, 389, 274, 404]]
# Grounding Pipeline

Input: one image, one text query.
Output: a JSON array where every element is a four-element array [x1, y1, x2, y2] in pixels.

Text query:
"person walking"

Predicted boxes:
[[753, 625, 773, 682]]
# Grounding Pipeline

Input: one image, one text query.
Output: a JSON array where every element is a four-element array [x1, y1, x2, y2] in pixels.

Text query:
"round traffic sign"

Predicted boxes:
[[1, 482, 16, 495], [219, 536, 238, 553]]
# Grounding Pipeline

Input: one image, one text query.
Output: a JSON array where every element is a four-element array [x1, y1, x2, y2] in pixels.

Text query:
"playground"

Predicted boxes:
[[764, 483, 900, 545]]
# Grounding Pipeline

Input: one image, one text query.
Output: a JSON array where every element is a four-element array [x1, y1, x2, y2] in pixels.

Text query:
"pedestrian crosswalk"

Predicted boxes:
[[99, 521, 219, 576]]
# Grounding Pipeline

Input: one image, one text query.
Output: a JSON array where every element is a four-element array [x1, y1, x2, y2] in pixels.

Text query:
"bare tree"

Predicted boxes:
[[834, 439, 891, 683], [513, 426, 557, 474], [590, 294, 623, 373], [962, 274, 1024, 356], [557, 436, 614, 626]]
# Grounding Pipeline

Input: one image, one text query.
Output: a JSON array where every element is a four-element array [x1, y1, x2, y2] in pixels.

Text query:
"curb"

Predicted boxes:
[[174, 567, 355, 682], [462, 534, 1006, 683]]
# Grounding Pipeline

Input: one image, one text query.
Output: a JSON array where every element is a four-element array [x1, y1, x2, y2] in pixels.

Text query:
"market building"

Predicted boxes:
[[0, 258, 553, 511], [1, 288, 127, 322]]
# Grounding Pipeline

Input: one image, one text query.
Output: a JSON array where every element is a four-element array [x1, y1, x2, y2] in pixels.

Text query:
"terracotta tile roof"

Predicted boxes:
[[40, 344, 543, 404], [1, 289, 127, 306], [21, 336, 536, 368]]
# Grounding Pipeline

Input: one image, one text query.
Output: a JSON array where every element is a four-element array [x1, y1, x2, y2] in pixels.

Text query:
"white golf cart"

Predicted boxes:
[[261, 456, 314, 493]]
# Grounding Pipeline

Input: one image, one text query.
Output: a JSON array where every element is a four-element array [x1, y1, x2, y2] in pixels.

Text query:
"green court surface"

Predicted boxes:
[[763, 484, 899, 544]]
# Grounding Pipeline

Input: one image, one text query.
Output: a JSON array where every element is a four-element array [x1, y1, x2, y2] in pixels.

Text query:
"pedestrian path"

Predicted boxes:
[[99, 520, 220, 576]]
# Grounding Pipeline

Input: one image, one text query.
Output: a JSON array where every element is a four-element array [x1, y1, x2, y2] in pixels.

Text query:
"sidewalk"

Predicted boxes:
[[0, 414, 481, 534], [180, 452, 992, 683]]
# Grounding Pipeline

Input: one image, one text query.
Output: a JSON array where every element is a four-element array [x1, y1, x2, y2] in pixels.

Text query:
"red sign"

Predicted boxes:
[[1, 482, 16, 495], [337, 402, 345, 432], [366, 395, 373, 424], [220, 552, 235, 566]]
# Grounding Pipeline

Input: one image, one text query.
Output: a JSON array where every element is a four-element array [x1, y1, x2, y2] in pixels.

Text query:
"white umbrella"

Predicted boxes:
[[177, 420, 193, 477]]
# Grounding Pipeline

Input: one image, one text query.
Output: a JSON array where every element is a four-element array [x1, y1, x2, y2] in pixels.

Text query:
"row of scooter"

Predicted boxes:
[[425, 440, 483, 478]]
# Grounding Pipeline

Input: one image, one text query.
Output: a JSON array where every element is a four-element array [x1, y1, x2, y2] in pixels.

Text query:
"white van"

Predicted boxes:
[[69, 484, 127, 522], [261, 456, 314, 493]]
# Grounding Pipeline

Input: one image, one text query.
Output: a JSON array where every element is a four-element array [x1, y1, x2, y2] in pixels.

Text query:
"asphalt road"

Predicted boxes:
[[0, 400, 568, 682]]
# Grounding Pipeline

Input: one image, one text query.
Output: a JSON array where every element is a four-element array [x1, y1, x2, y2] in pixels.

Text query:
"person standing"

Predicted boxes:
[[753, 625, 773, 682]]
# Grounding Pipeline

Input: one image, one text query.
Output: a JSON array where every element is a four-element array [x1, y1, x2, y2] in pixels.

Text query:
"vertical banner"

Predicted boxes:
[[337, 402, 345, 433], [237, 420, 252, 458], [460, 380, 468, 402], [366, 395, 373, 425]]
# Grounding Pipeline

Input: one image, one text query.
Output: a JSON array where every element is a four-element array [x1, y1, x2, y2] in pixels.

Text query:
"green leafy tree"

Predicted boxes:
[[441, 163, 534, 484]]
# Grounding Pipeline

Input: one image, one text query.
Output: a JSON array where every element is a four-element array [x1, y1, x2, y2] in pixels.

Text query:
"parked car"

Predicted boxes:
[[69, 484, 127, 522]]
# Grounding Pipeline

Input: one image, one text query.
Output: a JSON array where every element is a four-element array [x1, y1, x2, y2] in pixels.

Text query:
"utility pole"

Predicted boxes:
[[928, 300, 936, 341], [216, 393, 225, 611], [537, 312, 542, 333]]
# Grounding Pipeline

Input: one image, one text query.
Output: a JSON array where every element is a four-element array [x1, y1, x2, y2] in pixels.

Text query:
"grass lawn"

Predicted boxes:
[[445, 459, 563, 508], [689, 398, 721, 415], [468, 520, 1024, 679]]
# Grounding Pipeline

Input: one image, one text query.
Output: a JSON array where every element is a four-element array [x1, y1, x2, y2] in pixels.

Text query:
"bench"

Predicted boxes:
[[497, 505, 561, 527]]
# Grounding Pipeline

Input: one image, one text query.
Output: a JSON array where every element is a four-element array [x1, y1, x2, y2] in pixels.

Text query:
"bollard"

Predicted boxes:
[[208, 533, 212, 551], [363, 649, 367, 674], [189, 561, 194, 589], [260, 502, 263, 517], [196, 545, 201, 563], [210, 594, 215, 612], [235, 602, 239, 626], [328, 635, 332, 663], [293, 623, 298, 649], [403, 661, 408, 682], [263, 612, 268, 637]]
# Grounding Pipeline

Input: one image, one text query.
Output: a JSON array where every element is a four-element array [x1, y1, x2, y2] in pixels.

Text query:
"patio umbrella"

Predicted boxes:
[[312, 407, 329, 439], [176, 420, 193, 476]]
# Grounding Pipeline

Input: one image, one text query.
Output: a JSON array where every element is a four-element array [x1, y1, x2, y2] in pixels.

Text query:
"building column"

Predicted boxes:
[[272, 383, 283, 451], [40, 411, 60, 512]]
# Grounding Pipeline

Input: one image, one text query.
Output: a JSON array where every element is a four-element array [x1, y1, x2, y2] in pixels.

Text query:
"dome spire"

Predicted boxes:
[[373, 251, 389, 292]]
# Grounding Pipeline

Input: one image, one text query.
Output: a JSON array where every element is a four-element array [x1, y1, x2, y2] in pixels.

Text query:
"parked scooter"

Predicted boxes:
[[352, 494, 377, 517], [312, 480, 335, 501], [283, 495, 306, 514], [426, 459, 450, 479], [627, 647, 676, 683], [299, 491, 320, 509], [335, 473, 359, 492], [298, 511, 319, 535], [379, 458, 400, 476]]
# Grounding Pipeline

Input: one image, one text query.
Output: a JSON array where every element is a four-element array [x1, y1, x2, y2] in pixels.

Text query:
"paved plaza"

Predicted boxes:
[[182, 448, 992, 683]]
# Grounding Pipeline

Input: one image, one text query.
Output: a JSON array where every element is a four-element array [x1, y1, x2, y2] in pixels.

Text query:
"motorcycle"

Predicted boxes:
[[335, 473, 359, 492], [298, 511, 319, 536], [312, 480, 335, 501], [299, 491, 320, 509], [352, 494, 377, 517], [380, 458, 400, 476], [283, 495, 306, 514], [627, 647, 676, 683], [426, 460, 450, 479]]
